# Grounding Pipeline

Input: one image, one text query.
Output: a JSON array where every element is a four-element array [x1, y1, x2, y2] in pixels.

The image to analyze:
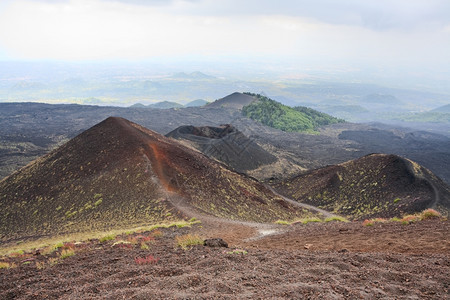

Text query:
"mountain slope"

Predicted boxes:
[[0, 117, 317, 242], [273, 154, 450, 220], [432, 104, 450, 113], [206, 92, 257, 109], [148, 101, 183, 109], [185, 99, 209, 107], [166, 124, 277, 173]]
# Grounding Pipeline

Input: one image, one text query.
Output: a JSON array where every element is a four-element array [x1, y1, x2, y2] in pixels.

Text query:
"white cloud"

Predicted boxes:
[[0, 0, 448, 73]]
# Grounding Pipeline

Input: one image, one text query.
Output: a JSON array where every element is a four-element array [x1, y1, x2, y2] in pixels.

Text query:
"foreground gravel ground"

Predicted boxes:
[[1, 220, 449, 299]]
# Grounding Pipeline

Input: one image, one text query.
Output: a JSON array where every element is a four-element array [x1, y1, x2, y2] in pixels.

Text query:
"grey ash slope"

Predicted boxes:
[[166, 124, 277, 173], [205, 92, 256, 109]]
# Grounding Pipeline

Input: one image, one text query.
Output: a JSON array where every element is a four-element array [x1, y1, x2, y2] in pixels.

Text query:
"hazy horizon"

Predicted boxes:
[[0, 0, 450, 95]]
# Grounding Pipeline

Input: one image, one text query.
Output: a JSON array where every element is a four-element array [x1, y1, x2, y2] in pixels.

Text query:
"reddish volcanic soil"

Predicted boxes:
[[1, 219, 449, 299]]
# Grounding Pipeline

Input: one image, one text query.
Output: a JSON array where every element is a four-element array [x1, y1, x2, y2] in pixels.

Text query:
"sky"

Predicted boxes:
[[0, 0, 449, 89]]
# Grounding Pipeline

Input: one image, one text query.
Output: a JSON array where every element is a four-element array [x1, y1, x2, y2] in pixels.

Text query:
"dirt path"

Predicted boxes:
[[264, 184, 339, 219], [406, 158, 440, 208], [165, 192, 283, 245]]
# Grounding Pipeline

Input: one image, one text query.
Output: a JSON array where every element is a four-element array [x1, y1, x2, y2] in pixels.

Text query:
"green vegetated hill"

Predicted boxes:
[[273, 154, 450, 220], [0, 117, 318, 242], [242, 93, 345, 133]]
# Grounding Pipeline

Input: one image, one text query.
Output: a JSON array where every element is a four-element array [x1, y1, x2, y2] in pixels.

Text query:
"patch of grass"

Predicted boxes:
[[59, 249, 75, 259], [324, 216, 349, 223], [140, 242, 149, 250], [401, 215, 420, 224], [289, 217, 323, 225], [0, 220, 199, 256], [275, 220, 290, 225], [175, 234, 203, 250], [0, 261, 16, 269], [151, 229, 163, 238], [363, 218, 387, 226], [41, 243, 64, 256], [226, 249, 248, 255], [9, 250, 25, 257], [363, 209, 444, 227], [420, 208, 441, 220], [300, 217, 323, 224], [99, 234, 116, 243], [48, 257, 59, 266], [35, 261, 46, 270], [54, 242, 64, 249]]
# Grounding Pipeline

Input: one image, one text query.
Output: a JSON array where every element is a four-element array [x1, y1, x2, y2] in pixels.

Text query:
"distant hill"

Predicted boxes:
[[206, 92, 257, 109], [0, 117, 317, 242], [171, 71, 215, 80], [185, 99, 209, 107], [166, 124, 277, 173], [130, 103, 147, 108], [395, 112, 450, 123], [242, 93, 344, 133], [148, 101, 183, 109], [130, 101, 183, 109], [273, 154, 450, 220], [363, 94, 402, 105], [432, 104, 450, 113]]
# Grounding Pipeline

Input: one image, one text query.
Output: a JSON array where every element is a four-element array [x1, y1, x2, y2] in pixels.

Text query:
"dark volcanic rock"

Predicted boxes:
[[204, 238, 228, 248]]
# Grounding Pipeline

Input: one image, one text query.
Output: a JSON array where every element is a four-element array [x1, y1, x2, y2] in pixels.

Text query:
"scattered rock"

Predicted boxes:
[[204, 238, 228, 248]]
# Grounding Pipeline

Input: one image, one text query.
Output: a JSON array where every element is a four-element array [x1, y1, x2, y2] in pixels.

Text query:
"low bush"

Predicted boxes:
[[420, 208, 441, 220]]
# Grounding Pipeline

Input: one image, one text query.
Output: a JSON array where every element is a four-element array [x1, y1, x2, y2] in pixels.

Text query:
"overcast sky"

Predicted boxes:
[[0, 0, 449, 87]]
